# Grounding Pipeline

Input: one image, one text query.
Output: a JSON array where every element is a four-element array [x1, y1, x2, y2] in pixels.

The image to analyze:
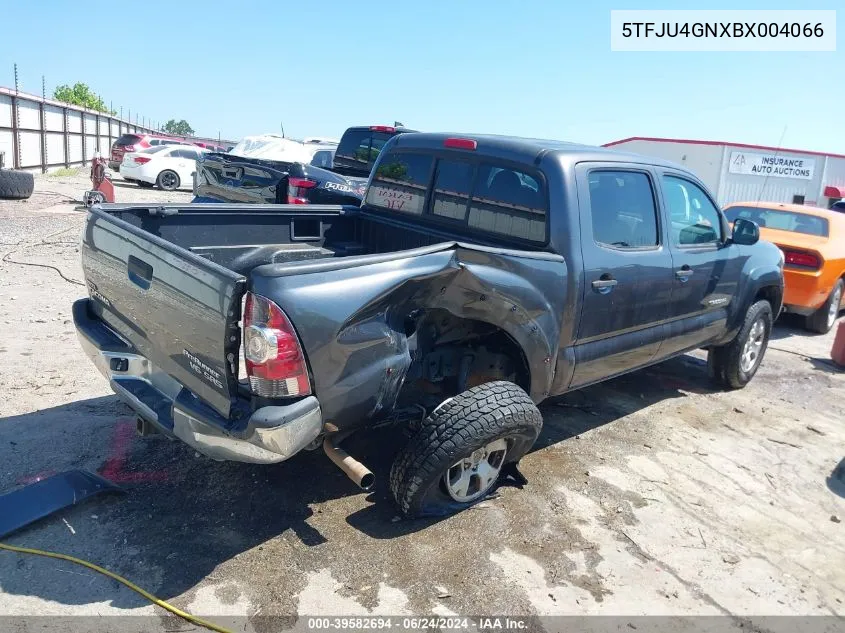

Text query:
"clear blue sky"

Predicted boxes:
[[1, 0, 841, 152]]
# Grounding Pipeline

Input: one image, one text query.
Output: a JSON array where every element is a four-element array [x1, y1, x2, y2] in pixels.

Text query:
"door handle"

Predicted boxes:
[[128, 255, 153, 290], [675, 266, 694, 282], [591, 275, 618, 294]]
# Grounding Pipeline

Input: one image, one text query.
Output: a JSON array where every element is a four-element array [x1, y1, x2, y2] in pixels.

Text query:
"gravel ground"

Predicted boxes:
[[0, 172, 844, 632]]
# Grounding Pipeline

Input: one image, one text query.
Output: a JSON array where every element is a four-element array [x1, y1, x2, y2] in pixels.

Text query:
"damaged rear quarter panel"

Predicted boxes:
[[249, 245, 568, 429]]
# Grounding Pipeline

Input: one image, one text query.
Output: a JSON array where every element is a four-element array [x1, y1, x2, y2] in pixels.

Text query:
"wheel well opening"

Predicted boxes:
[[755, 285, 782, 312], [396, 309, 531, 411]]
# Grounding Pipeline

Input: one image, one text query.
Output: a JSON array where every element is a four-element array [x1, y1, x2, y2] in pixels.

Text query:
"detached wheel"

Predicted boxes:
[[806, 280, 843, 334], [0, 168, 35, 200], [708, 299, 772, 389], [156, 170, 180, 191], [389, 381, 542, 518]]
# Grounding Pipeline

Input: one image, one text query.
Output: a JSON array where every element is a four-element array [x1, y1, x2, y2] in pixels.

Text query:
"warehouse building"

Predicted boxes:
[[603, 137, 845, 209]]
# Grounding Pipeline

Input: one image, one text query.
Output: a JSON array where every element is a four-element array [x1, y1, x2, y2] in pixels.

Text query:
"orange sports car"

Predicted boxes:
[[724, 202, 845, 333]]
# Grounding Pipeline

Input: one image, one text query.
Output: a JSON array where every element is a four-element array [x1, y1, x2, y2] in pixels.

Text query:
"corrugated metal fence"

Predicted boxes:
[[0, 86, 155, 173]]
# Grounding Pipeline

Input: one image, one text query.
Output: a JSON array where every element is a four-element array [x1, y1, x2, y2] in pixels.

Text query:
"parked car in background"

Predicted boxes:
[[331, 125, 409, 178], [304, 142, 337, 169], [109, 133, 187, 170], [192, 141, 229, 152], [831, 200, 845, 213], [119, 145, 209, 191], [76, 133, 783, 518], [724, 202, 844, 333], [193, 126, 413, 206]]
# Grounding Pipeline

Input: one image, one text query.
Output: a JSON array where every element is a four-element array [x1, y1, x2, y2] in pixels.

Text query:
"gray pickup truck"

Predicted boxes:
[[74, 133, 784, 517]]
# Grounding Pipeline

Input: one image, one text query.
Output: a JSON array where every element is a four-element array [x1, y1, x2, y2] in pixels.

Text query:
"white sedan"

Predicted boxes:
[[119, 145, 209, 191]]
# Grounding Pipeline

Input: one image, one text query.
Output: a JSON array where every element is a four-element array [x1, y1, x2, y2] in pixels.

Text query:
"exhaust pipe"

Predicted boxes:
[[136, 416, 157, 437], [323, 432, 375, 491]]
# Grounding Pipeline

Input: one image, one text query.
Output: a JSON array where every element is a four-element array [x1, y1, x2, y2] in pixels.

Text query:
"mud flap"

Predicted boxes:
[[0, 470, 124, 538]]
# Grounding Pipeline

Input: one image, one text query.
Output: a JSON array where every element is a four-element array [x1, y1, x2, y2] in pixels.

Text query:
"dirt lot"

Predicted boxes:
[[1, 172, 844, 632]]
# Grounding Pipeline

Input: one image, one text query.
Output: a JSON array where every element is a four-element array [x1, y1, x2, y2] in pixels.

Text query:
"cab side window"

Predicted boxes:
[[467, 165, 546, 242], [588, 170, 659, 248], [172, 149, 200, 160], [662, 176, 722, 245]]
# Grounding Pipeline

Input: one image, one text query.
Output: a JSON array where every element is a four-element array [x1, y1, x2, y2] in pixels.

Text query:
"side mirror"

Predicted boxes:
[[731, 218, 760, 245]]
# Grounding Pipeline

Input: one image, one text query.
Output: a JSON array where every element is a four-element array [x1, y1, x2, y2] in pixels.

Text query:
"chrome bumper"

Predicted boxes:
[[74, 300, 322, 465]]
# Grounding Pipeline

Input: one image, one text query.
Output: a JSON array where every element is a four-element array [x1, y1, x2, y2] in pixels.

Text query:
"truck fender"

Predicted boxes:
[[253, 245, 567, 428], [719, 253, 783, 345]]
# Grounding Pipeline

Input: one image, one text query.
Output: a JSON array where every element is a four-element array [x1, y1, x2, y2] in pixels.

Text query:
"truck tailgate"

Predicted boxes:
[[81, 207, 246, 418]]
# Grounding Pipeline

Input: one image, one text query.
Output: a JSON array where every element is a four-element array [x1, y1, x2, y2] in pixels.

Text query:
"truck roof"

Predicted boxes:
[[390, 132, 689, 172]]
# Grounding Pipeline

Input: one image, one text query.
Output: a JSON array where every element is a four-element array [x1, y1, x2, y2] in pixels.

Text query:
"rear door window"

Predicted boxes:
[[467, 165, 546, 242], [364, 152, 433, 215], [172, 149, 200, 160], [588, 171, 659, 248]]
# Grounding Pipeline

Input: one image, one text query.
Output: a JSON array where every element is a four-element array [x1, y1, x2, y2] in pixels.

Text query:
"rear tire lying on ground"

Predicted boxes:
[[708, 299, 772, 390], [389, 381, 542, 518], [0, 168, 35, 200], [805, 279, 843, 335]]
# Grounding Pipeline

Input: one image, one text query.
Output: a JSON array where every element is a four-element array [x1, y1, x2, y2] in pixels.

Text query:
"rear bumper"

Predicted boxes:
[[73, 298, 323, 464], [782, 268, 831, 314], [118, 164, 152, 184]]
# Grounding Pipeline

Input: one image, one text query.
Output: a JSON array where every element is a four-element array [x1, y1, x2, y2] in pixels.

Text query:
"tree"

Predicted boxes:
[[376, 159, 409, 181], [162, 119, 195, 136], [53, 82, 113, 114]]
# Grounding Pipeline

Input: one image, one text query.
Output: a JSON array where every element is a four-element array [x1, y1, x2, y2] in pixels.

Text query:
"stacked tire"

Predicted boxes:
[[0, 169, 35, 200]]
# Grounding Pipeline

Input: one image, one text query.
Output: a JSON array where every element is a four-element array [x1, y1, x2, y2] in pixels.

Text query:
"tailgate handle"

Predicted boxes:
[[222, 167, 242, 179], [128, 255, 153, 290]]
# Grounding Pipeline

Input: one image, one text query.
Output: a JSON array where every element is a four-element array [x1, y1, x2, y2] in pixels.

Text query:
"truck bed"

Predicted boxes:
[[101, 203, 458, 274]]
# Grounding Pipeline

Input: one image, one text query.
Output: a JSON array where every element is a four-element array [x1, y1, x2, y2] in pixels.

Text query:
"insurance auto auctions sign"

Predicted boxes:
[[728, 151, 815, 180]]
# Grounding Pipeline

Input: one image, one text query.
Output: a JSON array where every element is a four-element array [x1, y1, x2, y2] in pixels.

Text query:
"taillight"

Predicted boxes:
[[782, 249, 822, 269], [243, 292, 311, 397], [134, 156, 151, 164], [370, 125, 395, 133], [287, 177, 316, 204]]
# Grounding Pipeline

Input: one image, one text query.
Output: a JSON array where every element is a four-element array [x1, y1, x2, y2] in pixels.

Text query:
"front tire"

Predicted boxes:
[[389, 381, 542, 518], [708, 299, 772, 389], [806, 279, 843, 334], [156, 170, 180, 191]]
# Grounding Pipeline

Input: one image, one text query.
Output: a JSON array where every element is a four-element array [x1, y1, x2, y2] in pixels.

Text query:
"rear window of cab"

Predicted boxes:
[[365, 151, 548, 243]]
